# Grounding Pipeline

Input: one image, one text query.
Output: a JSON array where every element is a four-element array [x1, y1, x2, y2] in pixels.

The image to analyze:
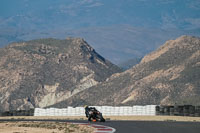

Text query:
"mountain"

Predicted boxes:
[[0, 38, 121, 111], [3, 25, 200, 64], [51, 36, 200, 107], [1, 0, 200, 64]]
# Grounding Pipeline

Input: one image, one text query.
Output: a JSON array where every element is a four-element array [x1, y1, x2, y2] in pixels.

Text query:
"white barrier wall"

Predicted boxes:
[[34, 105, 157, 116]]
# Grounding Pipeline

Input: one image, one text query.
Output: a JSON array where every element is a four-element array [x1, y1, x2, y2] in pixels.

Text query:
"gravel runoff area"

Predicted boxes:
[[1, 116, 200, 122], [0, 121, 95, 133]]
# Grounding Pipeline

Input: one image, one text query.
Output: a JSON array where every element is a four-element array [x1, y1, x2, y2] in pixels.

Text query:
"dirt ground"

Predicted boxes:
[[106, 115, 200, 122], [0, 115, 200, 122], [0, 121, 95, 133]]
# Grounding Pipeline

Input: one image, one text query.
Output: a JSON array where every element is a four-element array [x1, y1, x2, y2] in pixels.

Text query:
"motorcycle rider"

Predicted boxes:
[[84, 105, 97, 121]]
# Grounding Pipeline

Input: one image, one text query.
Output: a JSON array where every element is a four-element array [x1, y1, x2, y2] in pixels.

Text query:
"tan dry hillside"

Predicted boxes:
[[51, 35, 200, 107], [0, 38, 121, 111]]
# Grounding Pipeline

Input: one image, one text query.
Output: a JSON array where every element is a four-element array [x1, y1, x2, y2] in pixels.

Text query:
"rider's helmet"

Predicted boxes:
[[84, 105, 88, 109]]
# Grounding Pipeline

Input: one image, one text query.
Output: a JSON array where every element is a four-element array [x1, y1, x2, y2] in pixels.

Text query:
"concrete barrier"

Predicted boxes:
[[34, 105, 157, 116], [1, 105, 199, 117]]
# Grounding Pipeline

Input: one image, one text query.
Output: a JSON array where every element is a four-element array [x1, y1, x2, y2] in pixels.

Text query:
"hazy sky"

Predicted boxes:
[[1, 0, 200, 63]]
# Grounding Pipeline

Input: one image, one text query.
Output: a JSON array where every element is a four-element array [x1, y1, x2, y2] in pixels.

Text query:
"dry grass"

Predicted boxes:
[[0, 116, 200, 122], [0, 121, 95, 133], [105, 116, 200, 122]]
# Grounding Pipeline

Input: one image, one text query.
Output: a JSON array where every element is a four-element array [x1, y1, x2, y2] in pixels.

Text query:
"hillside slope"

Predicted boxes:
[[52, 36, 200, 107], [0, 38, 121, 111]]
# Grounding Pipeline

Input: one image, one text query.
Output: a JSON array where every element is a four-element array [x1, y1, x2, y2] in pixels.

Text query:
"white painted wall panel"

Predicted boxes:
[[34, 105, 157, 116]]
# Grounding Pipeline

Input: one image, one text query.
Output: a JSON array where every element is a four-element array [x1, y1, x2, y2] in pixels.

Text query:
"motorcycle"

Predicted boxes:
[[87, 108, 105, 122]]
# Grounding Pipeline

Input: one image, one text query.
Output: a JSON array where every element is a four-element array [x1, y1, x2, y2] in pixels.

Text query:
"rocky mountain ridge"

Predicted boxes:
[[51, 35, 200, 107], [0, 38, 121, 111], [1, 35, 200, 111]]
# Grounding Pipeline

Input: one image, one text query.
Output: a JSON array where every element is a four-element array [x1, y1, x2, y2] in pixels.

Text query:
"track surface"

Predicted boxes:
[[0, 119, 200, 133]]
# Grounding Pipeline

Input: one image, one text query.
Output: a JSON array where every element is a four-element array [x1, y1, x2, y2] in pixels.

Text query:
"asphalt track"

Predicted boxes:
[[0, 119, 200, 133]]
